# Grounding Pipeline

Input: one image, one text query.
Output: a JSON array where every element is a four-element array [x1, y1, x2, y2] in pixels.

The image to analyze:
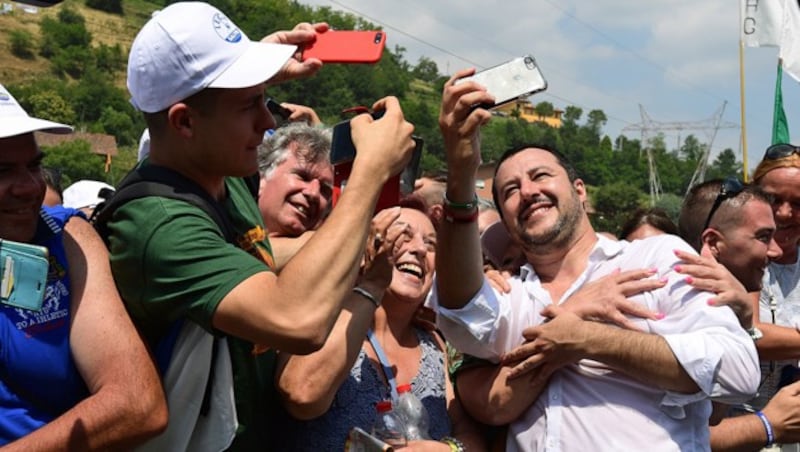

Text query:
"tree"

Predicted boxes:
[[706, 148, 743, 180], [591, 182, 647, 234], [533, 101, 554, 118], [41, 140, 109, 187], [412, 57, 440, 83], [26, 90, 76, 125], [9, 30, 35, 60], [586, 109, 607, 137], [85, 0, 123, 14]]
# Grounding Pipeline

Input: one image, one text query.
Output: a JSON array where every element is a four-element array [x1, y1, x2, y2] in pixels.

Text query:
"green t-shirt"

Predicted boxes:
[[108, 175, 278, 451]]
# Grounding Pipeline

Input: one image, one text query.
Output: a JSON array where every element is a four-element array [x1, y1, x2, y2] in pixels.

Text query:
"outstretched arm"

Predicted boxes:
[[213, 97, 415, 354], [4, 219, 167, 451], [435, 69, 494, 310]]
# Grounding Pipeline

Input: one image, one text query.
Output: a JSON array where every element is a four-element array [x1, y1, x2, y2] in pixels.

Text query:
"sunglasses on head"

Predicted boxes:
[[702, 177, 745, 231], [763, 143, 800, 161]]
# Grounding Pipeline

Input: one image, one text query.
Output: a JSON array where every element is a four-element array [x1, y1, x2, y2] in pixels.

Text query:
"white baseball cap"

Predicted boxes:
[[63, 180, 115, 210], [0, 83, 72, 138], [127, 1, 297, 113]]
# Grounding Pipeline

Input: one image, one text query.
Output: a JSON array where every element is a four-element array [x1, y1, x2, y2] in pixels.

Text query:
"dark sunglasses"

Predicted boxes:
[[703, 178, 745, 231], [764, 143, 800, 161]]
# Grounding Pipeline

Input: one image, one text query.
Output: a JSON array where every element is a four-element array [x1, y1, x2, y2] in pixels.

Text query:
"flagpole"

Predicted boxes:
[[739, 39, 749, 182]]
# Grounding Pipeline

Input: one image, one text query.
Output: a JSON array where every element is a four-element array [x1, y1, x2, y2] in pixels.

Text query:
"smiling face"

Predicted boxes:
[[258, 146, 334, 237], [387, 208, 437, 304], [0, 133, 46, 242], [713, 199, 782, 291], [757, 166, 800, 255], [493, 148, 586, 252]]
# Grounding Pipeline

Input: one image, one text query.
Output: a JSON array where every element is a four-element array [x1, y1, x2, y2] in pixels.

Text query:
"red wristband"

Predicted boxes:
[[443, 205, 478, 224]]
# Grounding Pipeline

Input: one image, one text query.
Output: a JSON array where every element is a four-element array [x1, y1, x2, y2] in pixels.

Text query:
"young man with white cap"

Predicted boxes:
[[105, 2, 415, 450], [0, 84, 167, 449]]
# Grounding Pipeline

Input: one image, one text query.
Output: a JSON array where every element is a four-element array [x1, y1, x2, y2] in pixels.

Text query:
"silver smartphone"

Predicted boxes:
[[455, 55, 548, 108]]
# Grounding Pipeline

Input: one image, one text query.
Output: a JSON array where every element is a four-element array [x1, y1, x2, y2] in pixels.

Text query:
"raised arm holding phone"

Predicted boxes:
[[430, 66, 758, 451]]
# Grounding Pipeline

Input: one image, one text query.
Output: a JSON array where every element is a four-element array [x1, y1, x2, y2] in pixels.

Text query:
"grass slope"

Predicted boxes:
[[0, 0, 158, 86]]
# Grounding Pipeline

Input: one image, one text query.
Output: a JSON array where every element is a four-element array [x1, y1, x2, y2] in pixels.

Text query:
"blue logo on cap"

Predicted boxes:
[[212, 12, 242, 43]]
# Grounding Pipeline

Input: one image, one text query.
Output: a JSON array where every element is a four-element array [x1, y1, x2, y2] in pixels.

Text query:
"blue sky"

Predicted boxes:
[[299, 0, 800, 176]]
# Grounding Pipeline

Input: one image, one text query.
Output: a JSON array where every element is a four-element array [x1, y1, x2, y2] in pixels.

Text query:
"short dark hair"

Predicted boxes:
[[679, 179, 773, 252], [491, 143, 578, 217], [42, 167, 63, 198], [619, 207, 677, 240], [143, 88, 221, 138]]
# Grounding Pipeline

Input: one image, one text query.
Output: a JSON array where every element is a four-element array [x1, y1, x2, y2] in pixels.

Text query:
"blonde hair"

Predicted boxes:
[[753, 153, 800, 182]]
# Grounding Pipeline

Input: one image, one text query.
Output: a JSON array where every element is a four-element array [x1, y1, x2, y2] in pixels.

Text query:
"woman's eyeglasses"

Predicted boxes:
[[702, 178, 745, 231], [764, 143, 800, 161]]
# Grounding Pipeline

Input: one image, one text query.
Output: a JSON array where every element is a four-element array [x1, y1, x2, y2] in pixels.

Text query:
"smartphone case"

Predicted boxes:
[[455, 55, 548, 108], [0, 239, 49, 311], [302, 30, 387, 64], [331, 115, 423, 213]]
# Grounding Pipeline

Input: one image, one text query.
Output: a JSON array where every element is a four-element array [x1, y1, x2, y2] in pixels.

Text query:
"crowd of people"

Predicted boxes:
[[2, 1, 800, 451]]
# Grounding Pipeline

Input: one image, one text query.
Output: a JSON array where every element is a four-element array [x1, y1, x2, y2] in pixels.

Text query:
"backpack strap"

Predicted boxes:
[[93, 164, 239, 245], [92, 164, 246, 419]]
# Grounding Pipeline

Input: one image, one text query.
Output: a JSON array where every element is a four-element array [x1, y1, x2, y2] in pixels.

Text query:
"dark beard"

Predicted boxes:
[[516, 190, 582, 252]]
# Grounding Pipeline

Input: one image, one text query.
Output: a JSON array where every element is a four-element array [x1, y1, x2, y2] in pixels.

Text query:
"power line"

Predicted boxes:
[[320, 0, 641, 129], [539, 0, 730, 107]]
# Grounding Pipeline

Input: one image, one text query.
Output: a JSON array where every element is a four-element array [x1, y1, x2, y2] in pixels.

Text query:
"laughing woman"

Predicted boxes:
[[274, 198, 485, 451]]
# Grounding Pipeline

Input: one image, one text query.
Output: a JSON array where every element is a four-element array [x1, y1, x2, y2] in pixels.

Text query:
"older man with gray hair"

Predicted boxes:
[[257, 122, 333, 238]]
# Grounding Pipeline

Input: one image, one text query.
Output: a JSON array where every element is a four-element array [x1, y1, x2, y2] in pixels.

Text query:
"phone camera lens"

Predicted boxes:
[[524, 56, 534, 69], [374, 32, 382, 44]]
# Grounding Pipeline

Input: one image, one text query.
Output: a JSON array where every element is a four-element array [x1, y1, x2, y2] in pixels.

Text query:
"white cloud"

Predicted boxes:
[[298, 0, 800, 166]]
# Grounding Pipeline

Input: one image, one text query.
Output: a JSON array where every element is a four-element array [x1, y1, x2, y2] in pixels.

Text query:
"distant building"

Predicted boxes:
[[35, 131, 118, 172], [494, 98, 563, 128]]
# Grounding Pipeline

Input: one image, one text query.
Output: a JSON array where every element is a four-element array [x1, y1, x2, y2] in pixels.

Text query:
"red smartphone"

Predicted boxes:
[[331, 138, 423, 213], [302, 30, 386, 64], [333, 162, 402, 212]]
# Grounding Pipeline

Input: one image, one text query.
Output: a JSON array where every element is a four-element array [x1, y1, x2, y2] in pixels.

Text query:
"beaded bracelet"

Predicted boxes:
[[755, 410, 775, 447], [440, 436, 466, 452], [352, 287, 380, 308]]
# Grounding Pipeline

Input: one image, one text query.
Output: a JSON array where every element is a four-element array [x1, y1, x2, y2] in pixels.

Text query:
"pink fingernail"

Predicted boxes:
[[655, 312, 666, 320], [674, 265, 682, 272], [707, 298, 716, 306], [684, 276, 693, 284], [648, 267, 658, 274], [659, 277, 668, 283]]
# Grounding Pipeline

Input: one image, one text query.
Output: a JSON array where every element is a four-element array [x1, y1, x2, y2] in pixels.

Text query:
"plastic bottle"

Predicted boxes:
[[371, 400, 407, 447], [395, 383, 431, 440]]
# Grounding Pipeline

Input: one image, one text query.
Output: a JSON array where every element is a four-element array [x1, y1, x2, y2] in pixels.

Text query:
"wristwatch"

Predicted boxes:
[[748, 326, 764, 341]]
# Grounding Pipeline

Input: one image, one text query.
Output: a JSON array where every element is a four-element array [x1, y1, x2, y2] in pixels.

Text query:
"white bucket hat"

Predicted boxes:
[[0, 84, 73, 138], [63, 180, 116, 210], [127, 1, 297, 113]]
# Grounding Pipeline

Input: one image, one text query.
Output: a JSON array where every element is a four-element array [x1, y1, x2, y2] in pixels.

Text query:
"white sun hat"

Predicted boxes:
[[0, 84, 73, 138], [127, 1, 297, 113], [63, 180, 116, 210]]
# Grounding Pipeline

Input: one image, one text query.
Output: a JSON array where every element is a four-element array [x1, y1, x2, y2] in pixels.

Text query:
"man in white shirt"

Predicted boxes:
[[430, 69, 760, 451]]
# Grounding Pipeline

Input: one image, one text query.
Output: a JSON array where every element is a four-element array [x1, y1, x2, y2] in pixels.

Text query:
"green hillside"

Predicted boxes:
[[0, 0, 744, 233]]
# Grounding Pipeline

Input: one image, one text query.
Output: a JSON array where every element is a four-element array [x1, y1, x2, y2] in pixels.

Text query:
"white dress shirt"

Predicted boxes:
[[432, 234, 759, 452]]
